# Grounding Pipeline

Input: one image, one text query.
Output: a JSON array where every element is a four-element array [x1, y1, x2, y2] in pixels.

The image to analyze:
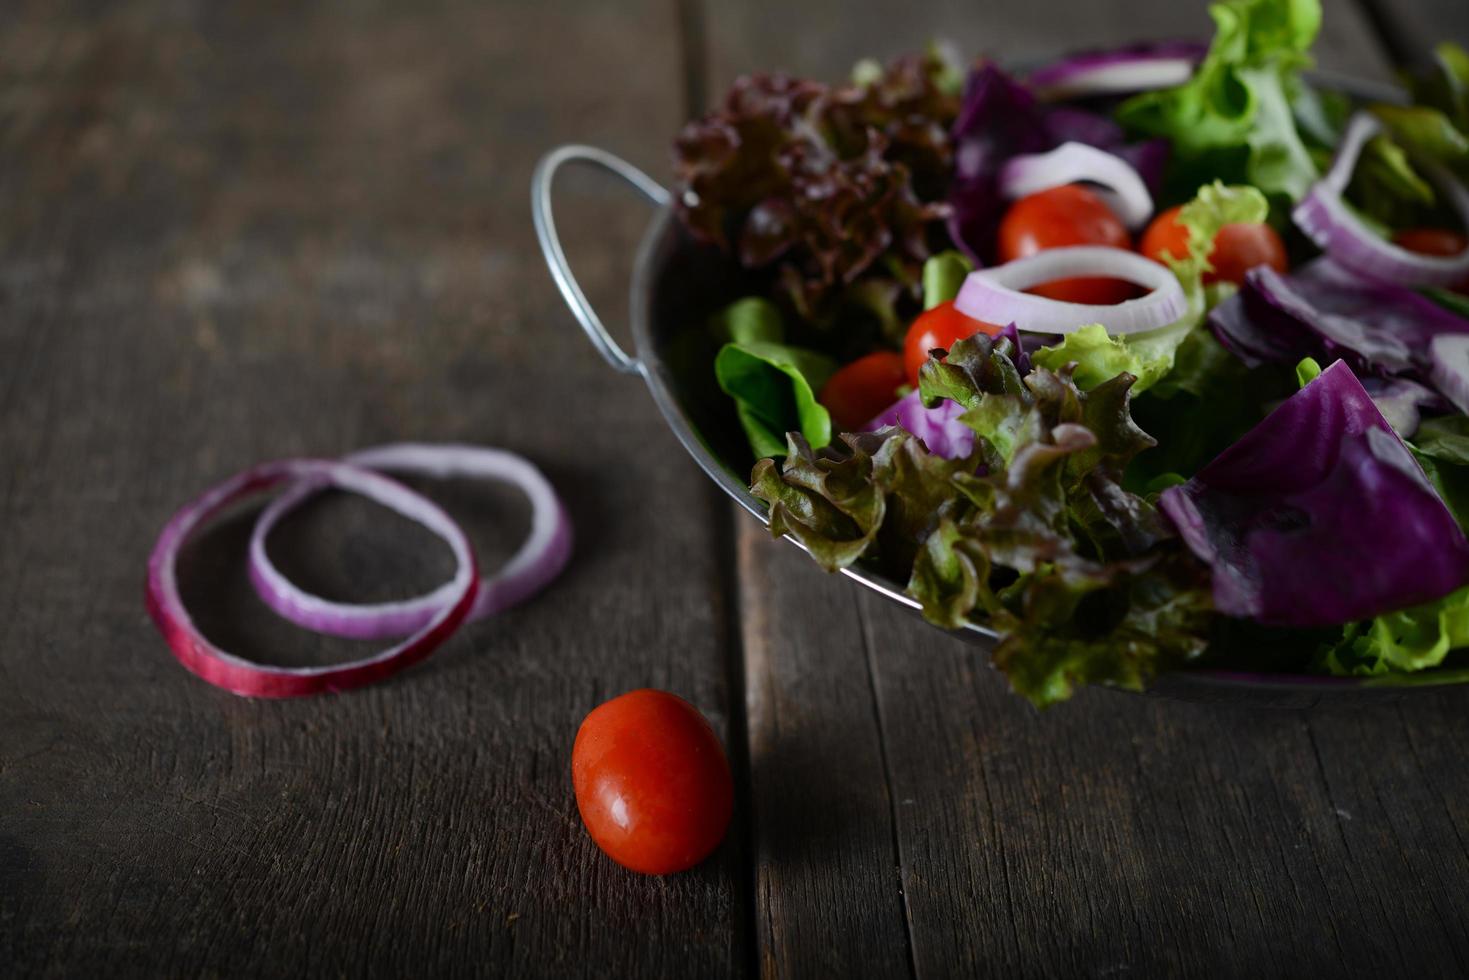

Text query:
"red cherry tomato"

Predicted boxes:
[[572, 689, 733, 875], [1392, 229, 1469, 293], [997, 184, 1136, 305], [819, 351, 907, 432], [1140, 205, 1289, 286], [902, 300, 1003, 388], [1392, 228, 1469, 257]]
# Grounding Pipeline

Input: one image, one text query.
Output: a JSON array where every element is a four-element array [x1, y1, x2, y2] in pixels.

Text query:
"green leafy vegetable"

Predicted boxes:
[[1126, 328, 1291, 491], [1405, 42, 1469, 137], [1031, 325, 1157, 391], [1167, 181, 1273, 285], [1409, 415, 1469, 532], [1032, 183, 1268, 393], [750, 333, 1212, 706], [1347, 43, 1469, 228], [922, 250, 975, 310], [1346, 106, 1468, 228], [1318, 586, 1469, 675], [712, 298, 837, 458], [712, 296, 784, 347], [1371, 105, 1469, 177], [1116, 0, 1323, 204], [1294, 356, 1322, 387], [1412, 415, 1469, 466]]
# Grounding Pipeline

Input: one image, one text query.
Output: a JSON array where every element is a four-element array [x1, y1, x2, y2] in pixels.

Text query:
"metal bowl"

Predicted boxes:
[[531, 77, 1469, 706]]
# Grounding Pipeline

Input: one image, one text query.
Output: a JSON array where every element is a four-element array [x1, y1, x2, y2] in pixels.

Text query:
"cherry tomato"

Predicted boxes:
[[1139, 205, 1288, 286], [1392, 229, 1469, 293], [819, 351, 907, 432], [902, 300, 1003, 388], [572, 689, 733, 875], [997, 184, 1135, 305], [1392, 228, 1469, 257]]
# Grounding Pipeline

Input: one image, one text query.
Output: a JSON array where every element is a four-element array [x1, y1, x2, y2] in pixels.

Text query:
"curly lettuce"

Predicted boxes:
[[1115, 0, 1322, 204], [1319, 587, 1469, 676], [673, 51, 960, 327], [750, 333, 1212, 706]]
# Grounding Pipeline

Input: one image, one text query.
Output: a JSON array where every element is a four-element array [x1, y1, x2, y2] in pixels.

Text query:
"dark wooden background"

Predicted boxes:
[[3, 0, 1468, 976]]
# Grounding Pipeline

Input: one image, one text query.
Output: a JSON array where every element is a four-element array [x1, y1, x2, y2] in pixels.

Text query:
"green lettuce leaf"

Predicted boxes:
[[1318, 586, 1469, 675], [1116, 0, 1322, 204], [1031, 325, 1155, 391], [712, 298, 837, 458], [1372, 105, 1469, 177], [1347, 106, 1469, 228], [1031, 183, 1268, 394], [921, 250, 974, 309], [1408, 415, 1469, 532], [1349, 44, 1469, 227], [752, 333, 1212, 706], [1126, 332, 1290, 490], [1412, 415, 1469, 466], [1406, 41, 1469, 136]]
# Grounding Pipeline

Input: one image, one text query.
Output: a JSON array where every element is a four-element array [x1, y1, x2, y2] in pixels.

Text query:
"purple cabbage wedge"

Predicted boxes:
[[1160, 361, 1469, 628], [947, 64, 1168, 264], [1209, 258, 1469, 380]]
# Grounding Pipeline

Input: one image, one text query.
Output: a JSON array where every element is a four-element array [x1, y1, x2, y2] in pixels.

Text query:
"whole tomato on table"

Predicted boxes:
[[572, 689, 733, 875]]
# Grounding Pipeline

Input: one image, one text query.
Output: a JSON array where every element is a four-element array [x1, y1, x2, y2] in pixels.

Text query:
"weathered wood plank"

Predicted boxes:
[[706, 0, 1469, 976], [0, 1, 747, 976], [1354, 0, 1469, 66], [706, 0, 1393, 91]]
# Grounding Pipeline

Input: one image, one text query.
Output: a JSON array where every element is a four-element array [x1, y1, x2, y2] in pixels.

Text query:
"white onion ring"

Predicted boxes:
[[146, 459, 479, 698], [954, 246, 1188, 335], [249, 443, 572, 640], [1293, 112, 1469, 288], [999, 143, 1155, 229]]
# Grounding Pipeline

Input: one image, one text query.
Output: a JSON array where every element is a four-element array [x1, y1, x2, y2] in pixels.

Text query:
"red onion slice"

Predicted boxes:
[[954, 246, 1187, 335], [249, 443, 572, 640], [146, 460, 479, 698], [1027, 42, 1207, 101], [999, 142, 1154, 229], [1293, 112, 1469, 288]]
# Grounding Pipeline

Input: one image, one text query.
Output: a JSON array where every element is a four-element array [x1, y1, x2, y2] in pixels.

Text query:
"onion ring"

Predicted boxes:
[[145, 459, 478, 698], [999, 142, 1155, 229], [1027, 42, 1208, 101], [955, 246, 1187, 335], [1293, 112, 1469, 288], [249, 443, 572, 640]]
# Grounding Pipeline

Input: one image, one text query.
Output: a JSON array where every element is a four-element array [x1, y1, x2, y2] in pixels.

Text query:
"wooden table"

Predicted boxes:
[[3, 1, 1467, 976]]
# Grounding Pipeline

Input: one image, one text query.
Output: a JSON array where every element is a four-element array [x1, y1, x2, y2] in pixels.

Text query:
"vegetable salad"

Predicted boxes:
[[670, 0, 1469, 705]]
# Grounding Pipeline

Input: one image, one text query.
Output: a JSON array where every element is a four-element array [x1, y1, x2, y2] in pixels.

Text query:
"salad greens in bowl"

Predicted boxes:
[[535, 0, 1469, 706]]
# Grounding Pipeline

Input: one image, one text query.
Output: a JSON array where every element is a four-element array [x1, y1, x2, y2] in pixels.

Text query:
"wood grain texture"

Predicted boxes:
[[1353, 0, 1469, 65], [0, 1, 747, 976], [705, 0, 1469, 976], [705, 0, 1394, 91]]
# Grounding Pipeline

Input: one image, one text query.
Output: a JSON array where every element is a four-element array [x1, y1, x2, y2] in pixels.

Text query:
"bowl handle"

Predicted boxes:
[[531, 145, 670, 375]]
